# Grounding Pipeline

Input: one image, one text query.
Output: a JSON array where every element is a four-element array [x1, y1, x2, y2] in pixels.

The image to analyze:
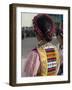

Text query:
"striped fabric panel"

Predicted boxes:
[[47, 54, 56, 59], [47, 55, 56, 58], [46, 52, 56, 55], [48, 67, 56, 72], [48, 62, 56, 70], [48, 63, 57, 68], [47, 71, 56, 75], [45, 48, 55, 52], [45, 48, 57, 75], [48, 57, 56, 62], [45, 48, 56, 58], [47, 54, 56, 57], [48, 61, 56, 65]]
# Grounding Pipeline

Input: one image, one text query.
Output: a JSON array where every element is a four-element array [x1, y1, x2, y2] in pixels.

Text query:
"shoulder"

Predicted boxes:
[[30, 49, 39, 57], [27, 49, 39, 62]]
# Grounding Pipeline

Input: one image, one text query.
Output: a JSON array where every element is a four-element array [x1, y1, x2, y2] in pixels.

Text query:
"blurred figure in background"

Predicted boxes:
[[56, 28, 63, 75]]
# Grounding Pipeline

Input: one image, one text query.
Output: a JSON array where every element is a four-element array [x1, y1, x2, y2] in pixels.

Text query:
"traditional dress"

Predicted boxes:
[[24, 42, 60, 76]]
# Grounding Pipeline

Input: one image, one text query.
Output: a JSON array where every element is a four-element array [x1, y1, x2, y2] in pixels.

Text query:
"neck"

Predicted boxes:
[[38, 39, 47, 47]]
